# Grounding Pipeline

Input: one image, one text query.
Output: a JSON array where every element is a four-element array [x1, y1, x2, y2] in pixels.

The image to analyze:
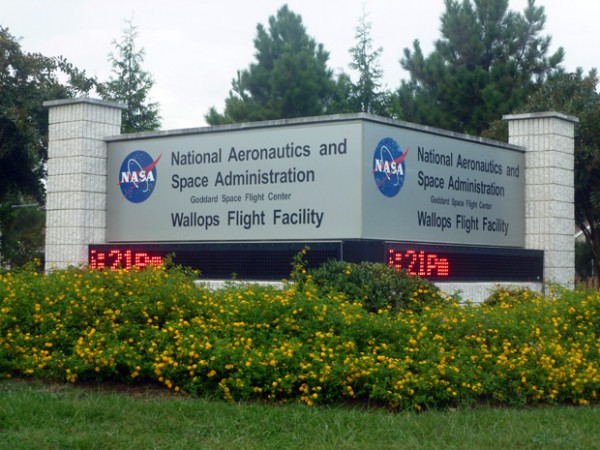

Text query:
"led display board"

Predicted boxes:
[[88, 241, 543, 282]]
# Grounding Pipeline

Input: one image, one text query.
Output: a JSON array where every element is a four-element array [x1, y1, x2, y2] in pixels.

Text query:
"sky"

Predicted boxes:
[[1, 0, 599, 130]]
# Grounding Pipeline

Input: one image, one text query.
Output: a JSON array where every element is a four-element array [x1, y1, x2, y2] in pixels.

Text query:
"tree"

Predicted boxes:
[[1, 27, 91, 203], [98, 19, 160, 133], [524, 69, 600, 283], [347, 11, 387, 115], [0, 202, 45, 267], [0, 26, 95, 266], [205, 5, 335, 124], [394, 0, 564, 135], [325, 72, 356, 115]]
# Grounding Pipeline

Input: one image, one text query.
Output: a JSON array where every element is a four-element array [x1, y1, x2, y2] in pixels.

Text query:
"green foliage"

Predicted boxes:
[[97, 19, 161, 133], [525, 69, 599, 115], [576, 239, 594, 279], [0, 201, 44, 268], [0, 26, 95, 204], [205, 5, 335, 124], [306, 260, 443, 313], [0, 26, 95, 266], [1, 264, 600, 411], [289, 245, 310, 285], [393, 0, 564, 135], [325, 73, 356, 114]]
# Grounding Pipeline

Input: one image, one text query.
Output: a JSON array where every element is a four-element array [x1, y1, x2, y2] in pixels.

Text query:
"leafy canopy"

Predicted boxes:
[[0, 26, 93, 203], [0, 26, 95, 266]]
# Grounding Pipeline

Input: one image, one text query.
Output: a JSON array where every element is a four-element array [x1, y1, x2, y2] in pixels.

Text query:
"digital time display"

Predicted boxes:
[[387, 249, 449, 278], [384, 243, 543, 282], [89, 248, 164, 270], [88, 241, 543, 282], [88, 242, 341, 279]]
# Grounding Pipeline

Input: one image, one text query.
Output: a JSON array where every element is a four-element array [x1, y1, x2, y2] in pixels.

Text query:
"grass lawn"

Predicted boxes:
[[1, 379, 599, 450]]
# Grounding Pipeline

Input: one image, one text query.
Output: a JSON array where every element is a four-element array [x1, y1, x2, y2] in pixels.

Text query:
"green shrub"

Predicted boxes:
[[3, 261, 600, 411], [306, 259, 443, 313]]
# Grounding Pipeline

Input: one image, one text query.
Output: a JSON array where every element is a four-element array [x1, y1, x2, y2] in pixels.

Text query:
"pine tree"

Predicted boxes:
[[394, 0, 563, 135], [347, 11, 386, 114], [206, 5, 335, 124], [99, 19, 160, 133]]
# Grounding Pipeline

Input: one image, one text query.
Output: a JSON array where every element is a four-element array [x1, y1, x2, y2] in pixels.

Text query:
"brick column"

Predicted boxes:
[[43, 98, 125, 270], [503, 112, 578, 287]]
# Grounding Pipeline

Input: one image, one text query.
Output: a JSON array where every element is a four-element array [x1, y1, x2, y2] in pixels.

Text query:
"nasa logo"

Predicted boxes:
[[372, 138, 409, 197], [118, 150, 162, 203]]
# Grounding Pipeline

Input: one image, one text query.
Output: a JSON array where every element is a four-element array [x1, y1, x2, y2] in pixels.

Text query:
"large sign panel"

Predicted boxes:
[[107, 122, 363, 241], [363, 122, 525, 246], [107, 117, 525, 247]]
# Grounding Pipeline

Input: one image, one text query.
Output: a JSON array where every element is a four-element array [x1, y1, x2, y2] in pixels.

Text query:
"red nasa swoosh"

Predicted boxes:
[[373, 147, 409, 188], [119, 153, 162, 199]]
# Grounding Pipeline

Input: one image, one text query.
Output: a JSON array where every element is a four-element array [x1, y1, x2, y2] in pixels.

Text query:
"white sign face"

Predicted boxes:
[[362, 122, 525, 247], [107, 122, 363, 242], [106, 116, 525, 247]]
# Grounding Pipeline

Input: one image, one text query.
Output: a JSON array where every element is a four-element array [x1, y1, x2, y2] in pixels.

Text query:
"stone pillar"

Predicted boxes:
[[43, 98, 125, 270], [503, 112, 578, 287]]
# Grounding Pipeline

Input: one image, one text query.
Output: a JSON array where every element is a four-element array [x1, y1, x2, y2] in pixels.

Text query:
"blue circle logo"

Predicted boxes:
[[372, 138, 409, 197], [118, 150, 162, 203]]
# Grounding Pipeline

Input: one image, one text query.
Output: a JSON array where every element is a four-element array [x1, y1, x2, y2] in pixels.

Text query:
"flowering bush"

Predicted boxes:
[[1, 263, 599, 411], [306, 259, 443, 313]]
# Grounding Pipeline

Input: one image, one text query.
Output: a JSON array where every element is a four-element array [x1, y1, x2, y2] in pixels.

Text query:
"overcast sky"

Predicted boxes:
[[2, 0, 598, 129]]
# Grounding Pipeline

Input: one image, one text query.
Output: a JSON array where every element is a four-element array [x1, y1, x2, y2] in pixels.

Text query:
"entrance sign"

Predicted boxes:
[[107, 115, 525, 247], [43, 98, 578, 298]]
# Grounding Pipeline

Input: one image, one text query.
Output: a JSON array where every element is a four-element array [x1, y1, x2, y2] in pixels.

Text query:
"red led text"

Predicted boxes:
[[89, 248, 164, 270], [387, 249, 450, 278]]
